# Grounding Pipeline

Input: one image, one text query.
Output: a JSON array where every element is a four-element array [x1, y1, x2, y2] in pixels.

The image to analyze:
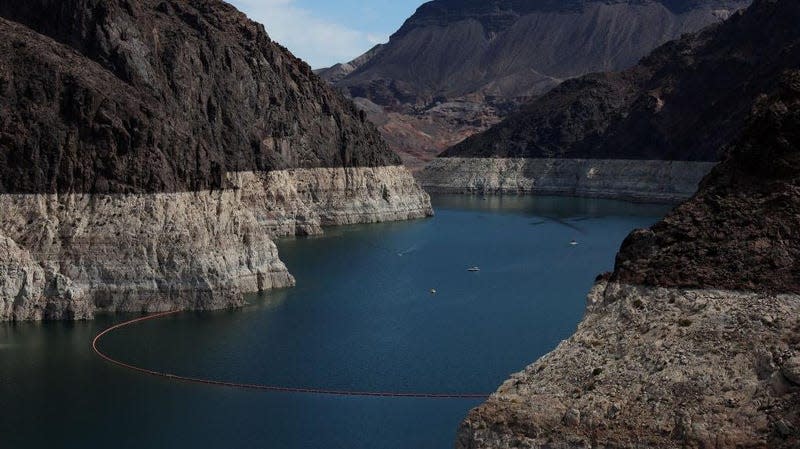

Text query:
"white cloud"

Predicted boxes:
[[230, 0, 388, 69]]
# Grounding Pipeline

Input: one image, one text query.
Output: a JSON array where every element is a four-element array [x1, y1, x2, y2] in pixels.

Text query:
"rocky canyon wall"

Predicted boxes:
[[456, 42, 800, 449], [322, 0, 749, 168], [0, 167, 431, 322], [458, 282, 800, 448], [0, 0, 432, 322], [418, 158, 715, 203], [430, 0, 799, 202]]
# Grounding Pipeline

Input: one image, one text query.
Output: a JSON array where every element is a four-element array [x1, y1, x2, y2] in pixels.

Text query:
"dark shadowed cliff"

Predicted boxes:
[[442, 0, 800, 162], [0, 0, 432, 322], [614, 69, 800, 294], [322, 0, 749, 168], [0, 0, 399, 194]]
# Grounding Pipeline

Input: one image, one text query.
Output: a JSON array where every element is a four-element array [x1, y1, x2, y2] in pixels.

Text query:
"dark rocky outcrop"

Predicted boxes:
[[614, 70, 800, 294], [326, 0, 748, 168], [456, 3, 800, 447], [457, 65, 800, 449], [0, 0, 398, 194], [443, 0, 800, 162], [0, 0, 432, 321]]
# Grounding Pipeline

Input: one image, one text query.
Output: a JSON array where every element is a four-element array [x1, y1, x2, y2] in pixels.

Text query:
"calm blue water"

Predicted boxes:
[[0, 195, 670, 449]]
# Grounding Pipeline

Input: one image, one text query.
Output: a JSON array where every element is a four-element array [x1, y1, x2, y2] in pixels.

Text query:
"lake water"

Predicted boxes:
[[0, 195, 670, 449]]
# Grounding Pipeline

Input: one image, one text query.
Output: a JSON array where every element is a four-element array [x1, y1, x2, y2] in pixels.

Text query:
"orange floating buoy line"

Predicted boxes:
[[92, 310, 489, 400]]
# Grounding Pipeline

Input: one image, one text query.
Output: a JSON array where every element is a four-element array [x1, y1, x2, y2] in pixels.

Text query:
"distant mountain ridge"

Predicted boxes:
[[440, 0, 800, 162], [314, 44, 384, 84], [321, 0, 750, 168], [391, 0, 738, 38]]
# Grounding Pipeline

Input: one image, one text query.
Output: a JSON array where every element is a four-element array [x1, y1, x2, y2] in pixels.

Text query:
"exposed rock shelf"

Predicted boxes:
[[0, 167, 432, 321], [418, 158, 715, 203], [248, 167, 434, 236], [458, 282, 800, 449]]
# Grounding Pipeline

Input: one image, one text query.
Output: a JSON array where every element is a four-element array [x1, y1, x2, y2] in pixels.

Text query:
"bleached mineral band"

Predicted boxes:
[[0, 166, 432, 322], [418, 158, 717, 203]]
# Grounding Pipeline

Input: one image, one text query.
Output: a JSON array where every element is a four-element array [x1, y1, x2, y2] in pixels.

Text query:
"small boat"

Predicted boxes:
[[467, 266, 481, 272], [570, 240, 579, 246], [430, 288, 437, 295]]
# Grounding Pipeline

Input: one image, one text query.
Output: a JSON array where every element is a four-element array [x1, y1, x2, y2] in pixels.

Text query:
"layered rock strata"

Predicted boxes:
[[0, 0, 432, 321], [0, 167, 431, 322], [418, 158, 716, 203], [456, 35, 800, 449], [250, 167, 434, 236]]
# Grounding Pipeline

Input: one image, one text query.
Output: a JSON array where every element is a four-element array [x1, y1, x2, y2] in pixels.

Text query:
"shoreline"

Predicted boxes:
[[0, 166, 433, 322], [417, 157, 717, 204]]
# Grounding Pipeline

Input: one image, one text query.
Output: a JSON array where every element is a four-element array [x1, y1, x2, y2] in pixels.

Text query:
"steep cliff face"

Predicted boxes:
[[0, 0, 400, 194], [425, 0, 799, 201], [456, 56, 800, 449], [418, 158, 715, 203], [441, 0, 800, 162], [0, 0, 432, 321], [0, 167, 430, 322], [613, 74, 800, 294], [325, 0, 748, 168], [459, 283, 800, 449]]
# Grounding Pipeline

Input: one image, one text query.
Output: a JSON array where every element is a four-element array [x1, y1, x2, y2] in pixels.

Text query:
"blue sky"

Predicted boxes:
[[229, 0, 424, 69]]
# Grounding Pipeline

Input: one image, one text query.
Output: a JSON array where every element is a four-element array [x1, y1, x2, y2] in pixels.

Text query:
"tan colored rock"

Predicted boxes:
[[0, 233, 90, 321], [0, 166, 432, 321], [239, 166, 433, 236], [457, 282, 800, 449], [0, 233, 46, 321]]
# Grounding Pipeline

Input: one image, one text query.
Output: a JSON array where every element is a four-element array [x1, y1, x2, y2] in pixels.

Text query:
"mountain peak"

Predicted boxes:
[[326, 0, 750, 169]]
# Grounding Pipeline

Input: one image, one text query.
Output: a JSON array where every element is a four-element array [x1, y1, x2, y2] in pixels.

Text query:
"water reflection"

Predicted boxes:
[[431, 194, 674, 218]]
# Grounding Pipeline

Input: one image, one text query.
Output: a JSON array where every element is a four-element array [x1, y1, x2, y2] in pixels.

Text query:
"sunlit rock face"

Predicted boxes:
[[418, 158, 716, 203]]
